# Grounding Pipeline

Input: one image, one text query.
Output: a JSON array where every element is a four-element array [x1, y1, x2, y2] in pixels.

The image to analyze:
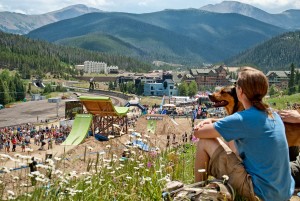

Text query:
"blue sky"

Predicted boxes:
[[0, 0, 299, 14]]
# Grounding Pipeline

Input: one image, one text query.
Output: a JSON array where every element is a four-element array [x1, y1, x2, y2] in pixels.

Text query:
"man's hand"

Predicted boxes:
[[278, 110, 300, 123], [194, 118, 213, 130]]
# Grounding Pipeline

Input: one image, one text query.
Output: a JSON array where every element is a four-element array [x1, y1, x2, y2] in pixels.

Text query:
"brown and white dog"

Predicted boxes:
[[208, 86, 300, 147]]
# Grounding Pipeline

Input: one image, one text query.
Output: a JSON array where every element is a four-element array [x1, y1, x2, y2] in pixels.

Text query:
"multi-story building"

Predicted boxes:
[[266, 71, 290, 88], [144, 79, 177, 96], [183, 65, 232, 88], [83, 61, 118, 74]]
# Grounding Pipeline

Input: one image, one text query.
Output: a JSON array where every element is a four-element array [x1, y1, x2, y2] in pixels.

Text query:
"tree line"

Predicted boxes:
[[177, 81, 198, 97], [287, 63, 300, 95], [227, 31, 300, 71], [0, 70, 26, 105], [269, 63, 300, 96], [0, 31, 152, 80]]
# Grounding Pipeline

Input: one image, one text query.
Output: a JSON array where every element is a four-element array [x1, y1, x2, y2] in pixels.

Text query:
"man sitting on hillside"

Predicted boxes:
[[279, 109, 300, 187]]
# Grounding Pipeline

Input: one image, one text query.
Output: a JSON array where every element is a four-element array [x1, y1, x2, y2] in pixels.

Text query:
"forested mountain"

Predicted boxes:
[[200, 1, 300, 30], [226, 31, 300, 71], [56, 33, 146, 58], [0, 31, 152, 78], [0, 4, 102, 34], [27, 9, 285, 65]]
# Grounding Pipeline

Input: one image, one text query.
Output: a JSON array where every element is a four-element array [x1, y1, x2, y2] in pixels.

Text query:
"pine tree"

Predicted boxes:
[[295, 70, 300, 86], [288, 63, 296, 95]]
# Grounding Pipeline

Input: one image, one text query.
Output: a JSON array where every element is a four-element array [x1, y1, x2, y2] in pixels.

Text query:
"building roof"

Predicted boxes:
[[185, 74, 194, 79], [266, 71, 290, 78], [172, 72, 185, 83], [196, 69, 215, 74], [225, 67, 241, 73]]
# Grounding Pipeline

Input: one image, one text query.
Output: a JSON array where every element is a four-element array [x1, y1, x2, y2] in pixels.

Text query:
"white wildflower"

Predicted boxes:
[[24, 193, 32, 197], [1, 167, 10, 173], [54, 157, 61, 161], [222, 175, 229, 181], [7, 190, 15, 196]]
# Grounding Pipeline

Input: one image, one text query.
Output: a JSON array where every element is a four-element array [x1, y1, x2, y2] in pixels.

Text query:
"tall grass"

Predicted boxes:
[[1, 143, 197, 200]]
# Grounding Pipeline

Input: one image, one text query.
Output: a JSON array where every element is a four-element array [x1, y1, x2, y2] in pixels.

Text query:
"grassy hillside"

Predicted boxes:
[[267, 93, 300, 110]]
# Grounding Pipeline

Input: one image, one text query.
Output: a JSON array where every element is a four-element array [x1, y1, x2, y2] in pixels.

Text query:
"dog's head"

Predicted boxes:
[[208, 86, 244, 115]]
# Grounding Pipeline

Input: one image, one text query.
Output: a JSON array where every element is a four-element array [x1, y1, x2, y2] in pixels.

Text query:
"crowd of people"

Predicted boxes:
[[0, 123, 71, 153]]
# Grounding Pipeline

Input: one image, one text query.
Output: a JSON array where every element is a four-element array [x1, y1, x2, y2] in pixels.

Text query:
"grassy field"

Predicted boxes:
[[139, 96, 163, 107], [267, 93, 300, 110]]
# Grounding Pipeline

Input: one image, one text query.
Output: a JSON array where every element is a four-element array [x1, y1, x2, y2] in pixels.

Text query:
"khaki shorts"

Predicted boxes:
[[208, 145, 259, 201]]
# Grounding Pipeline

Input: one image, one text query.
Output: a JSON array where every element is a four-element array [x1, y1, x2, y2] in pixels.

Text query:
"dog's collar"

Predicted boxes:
[[233, 89, 240, 114]]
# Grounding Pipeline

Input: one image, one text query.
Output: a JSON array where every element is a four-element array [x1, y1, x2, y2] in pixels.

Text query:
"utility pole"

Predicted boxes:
[[56, 101, 59, 119]]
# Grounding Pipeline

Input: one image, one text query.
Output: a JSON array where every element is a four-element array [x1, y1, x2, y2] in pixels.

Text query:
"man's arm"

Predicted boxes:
[[278, 110, 300, 123], [194, 122, 221, 139]]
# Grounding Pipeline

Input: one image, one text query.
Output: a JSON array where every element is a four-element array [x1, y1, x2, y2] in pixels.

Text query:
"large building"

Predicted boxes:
[[266, 71, 290, 88], [82, 61, 118, 74], [144, 79, 178, 96], [183, 65, 232, 88]]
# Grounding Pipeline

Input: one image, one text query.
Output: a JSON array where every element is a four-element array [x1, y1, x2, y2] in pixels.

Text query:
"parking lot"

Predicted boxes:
[[0, 99, 68, 128]]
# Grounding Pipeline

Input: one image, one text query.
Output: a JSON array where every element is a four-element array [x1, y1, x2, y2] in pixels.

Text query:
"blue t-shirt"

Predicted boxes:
[[214, 107, 294, 201]]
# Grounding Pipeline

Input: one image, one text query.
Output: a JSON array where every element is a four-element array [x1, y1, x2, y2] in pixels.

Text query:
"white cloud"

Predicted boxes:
[[239, 0, 300, 13], [138, 2, 148, 7], [0, 0, 299, 14]]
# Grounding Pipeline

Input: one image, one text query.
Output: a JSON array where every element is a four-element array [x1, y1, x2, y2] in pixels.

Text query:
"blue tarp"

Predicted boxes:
[[132, 140, 150, 151], [94, 134, 109, 141]]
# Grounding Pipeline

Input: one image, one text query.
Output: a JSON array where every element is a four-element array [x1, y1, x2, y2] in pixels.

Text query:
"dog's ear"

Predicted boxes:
[[231, 86, 236, 95], [230, 86, 238, 100]]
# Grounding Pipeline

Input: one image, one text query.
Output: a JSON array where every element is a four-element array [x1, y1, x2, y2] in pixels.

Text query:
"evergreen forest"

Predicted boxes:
[[0, 31, 152, 80]]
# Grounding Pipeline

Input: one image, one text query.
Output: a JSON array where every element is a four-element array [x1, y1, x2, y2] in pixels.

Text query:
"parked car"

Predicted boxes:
[[0, 104, 4, 109]]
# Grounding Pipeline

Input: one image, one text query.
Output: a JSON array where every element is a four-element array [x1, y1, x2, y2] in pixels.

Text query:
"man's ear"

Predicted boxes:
[[236, 86, 243, 97]]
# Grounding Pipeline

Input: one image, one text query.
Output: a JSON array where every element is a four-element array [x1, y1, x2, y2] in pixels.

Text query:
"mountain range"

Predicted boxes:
[[0, 1, 300, 69], [200, 1, 300, 30], [226, 31, 300, 71], [0, 4, 101, 34], [26, 9, 285, 65]]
